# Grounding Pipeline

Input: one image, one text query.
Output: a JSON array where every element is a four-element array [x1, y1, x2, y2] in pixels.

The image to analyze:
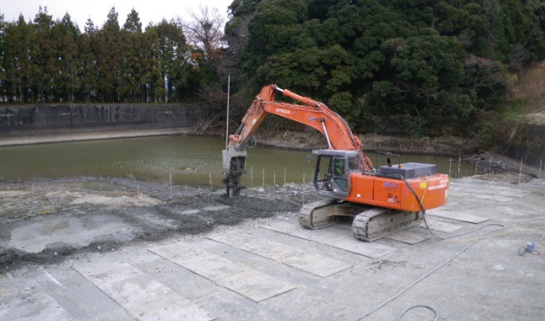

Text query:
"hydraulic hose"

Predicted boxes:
[[352, 175, 506, 321]]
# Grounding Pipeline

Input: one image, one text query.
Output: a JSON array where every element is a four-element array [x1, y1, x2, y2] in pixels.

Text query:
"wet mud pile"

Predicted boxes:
[[0, 177, 317, 272]]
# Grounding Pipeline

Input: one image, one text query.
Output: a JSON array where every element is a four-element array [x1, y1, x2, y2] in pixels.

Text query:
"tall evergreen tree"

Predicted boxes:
[[142, 23, 162, 103], [4, 15, 33, 102], [120, 8, 144, 102], [79, 18, 98, 102], [0, 13, 7, 102], [52, 13, 79, 102], [156, 19, 188, 102], [32, 6, 56, 102], [96, 7, 121, 102]]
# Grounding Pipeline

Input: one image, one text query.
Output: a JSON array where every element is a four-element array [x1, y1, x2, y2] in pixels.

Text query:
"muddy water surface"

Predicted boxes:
[[0, 135, 474, 186]]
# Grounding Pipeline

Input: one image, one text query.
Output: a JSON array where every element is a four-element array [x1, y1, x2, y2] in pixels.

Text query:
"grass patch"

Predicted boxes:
[[498, 96, 530, 122]]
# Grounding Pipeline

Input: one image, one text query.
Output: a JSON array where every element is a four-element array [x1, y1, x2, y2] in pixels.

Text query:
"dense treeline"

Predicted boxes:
[[2, 1, 545, 138], [0, 7, 216, 104], [225, 0, 545, 137]]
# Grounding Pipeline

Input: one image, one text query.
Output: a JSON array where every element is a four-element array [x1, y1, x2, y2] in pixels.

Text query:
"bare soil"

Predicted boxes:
[[0, 177, 318, 272]]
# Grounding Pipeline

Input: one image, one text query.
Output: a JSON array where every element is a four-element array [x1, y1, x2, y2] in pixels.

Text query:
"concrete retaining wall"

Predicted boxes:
[[501, 123, 545, 173], [0, 104, 201, 136]]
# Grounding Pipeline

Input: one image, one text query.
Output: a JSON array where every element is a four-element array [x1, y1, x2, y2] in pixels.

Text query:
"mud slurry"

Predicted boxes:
[[0, 177, 313, 272]]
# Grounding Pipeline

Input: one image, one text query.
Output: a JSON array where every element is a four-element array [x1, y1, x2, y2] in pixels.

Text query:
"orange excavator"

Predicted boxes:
[[223, 84, 449, 241]]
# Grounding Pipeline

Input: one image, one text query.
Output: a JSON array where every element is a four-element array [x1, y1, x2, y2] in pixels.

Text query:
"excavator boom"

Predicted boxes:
[[223, 84, 372, 196], [224, 85, 372, 192]]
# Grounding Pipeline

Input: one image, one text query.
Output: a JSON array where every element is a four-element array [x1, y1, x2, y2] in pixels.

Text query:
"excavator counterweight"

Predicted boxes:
[[223, 84, 449, 241]]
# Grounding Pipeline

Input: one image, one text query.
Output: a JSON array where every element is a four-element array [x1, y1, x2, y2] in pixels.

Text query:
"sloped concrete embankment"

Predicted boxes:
[[0, 104, 201, 137], [500, 123, 545, 177]]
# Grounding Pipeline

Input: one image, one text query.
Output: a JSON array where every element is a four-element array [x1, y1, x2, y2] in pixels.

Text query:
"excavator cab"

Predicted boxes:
[[313, 150, 360, 199]]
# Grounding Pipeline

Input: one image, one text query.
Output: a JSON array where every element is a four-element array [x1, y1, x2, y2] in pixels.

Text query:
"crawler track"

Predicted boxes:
[[299, 200, 424, 241]]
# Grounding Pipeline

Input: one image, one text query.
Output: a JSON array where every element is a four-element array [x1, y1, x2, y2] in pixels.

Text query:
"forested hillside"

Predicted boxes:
[[225, 0, 545, 137]]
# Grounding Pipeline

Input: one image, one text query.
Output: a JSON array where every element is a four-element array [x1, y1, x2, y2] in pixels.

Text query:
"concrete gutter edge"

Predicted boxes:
[[0, 128, 193, 147]]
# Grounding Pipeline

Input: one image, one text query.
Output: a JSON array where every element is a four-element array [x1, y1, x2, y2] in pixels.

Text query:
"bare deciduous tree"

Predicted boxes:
[[184, 5, 226, 68]]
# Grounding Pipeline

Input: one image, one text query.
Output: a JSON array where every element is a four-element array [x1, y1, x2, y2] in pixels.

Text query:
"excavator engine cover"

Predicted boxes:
[[378, 163, 436, 179]]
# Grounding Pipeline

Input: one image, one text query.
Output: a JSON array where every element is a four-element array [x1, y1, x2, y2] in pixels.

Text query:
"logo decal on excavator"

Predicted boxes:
[[276, 108, 291, 115], [429, 183, 448, 191], [383, 181, 399, 189]]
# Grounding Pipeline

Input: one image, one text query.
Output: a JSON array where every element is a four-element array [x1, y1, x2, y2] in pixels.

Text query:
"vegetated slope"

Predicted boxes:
[[497, 61, 545, 172], [224, 0, 545, 138], [513, 61, 545, 125]]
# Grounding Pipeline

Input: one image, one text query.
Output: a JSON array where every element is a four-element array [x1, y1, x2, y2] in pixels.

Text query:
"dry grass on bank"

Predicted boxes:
[[510, 61, 545, 109], [504, 61, 545, 124]]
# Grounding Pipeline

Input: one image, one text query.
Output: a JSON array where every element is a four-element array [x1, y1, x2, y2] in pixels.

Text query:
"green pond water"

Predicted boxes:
[[0, 135, 474, 187]]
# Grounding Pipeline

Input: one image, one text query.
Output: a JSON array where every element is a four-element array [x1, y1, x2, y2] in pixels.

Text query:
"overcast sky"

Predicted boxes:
[[1, 0, 233, 29]]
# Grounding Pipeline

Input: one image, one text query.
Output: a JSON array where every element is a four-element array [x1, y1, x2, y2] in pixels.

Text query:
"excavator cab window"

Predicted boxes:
[[332, 157, 348, 192], [348, 157, 359, 171], [333, 158, 345, 176], [313, 154, 351, 197]]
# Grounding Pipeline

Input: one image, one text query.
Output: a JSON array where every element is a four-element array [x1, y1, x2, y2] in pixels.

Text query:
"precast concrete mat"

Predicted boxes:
[[418, 219, 464, 233], [0, 283, 75, 321], [427, 209, 489, 224], [261, 220, 397, 258], [449, 191, 514, 202], [149, 242, 296, 302], [72, 263, 213, 321], [386, 230, 431, 244], [207, 232, 352, 277], [449, 182, 526, 198]]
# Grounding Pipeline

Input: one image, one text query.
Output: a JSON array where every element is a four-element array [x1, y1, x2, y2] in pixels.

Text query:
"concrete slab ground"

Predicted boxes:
[[1, 175, 545, 321]]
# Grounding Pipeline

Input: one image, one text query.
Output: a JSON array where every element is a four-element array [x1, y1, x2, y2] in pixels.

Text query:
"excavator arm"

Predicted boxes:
[[223, 84, 372, 196]]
